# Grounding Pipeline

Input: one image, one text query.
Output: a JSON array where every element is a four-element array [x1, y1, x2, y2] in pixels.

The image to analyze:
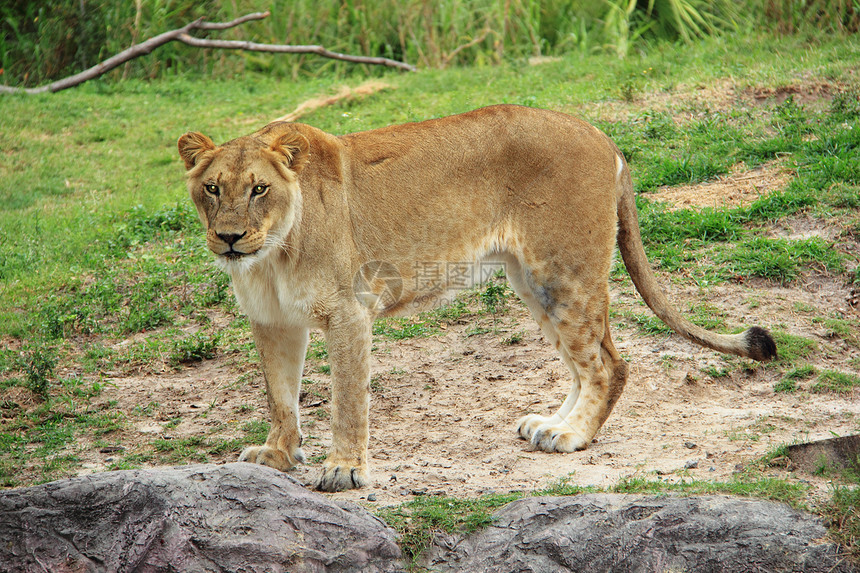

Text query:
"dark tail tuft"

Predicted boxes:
[[745, 326, 777, 361]]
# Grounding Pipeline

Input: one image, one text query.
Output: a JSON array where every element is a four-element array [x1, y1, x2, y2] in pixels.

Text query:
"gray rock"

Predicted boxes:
[[0, 463, 403, 573], [426, 494, 857, 573]]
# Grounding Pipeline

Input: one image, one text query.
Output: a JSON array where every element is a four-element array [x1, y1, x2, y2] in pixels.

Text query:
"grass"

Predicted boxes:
[[377, 492, 523, 563], [812, 370, 860, 394], [610, 474, 810, 508]]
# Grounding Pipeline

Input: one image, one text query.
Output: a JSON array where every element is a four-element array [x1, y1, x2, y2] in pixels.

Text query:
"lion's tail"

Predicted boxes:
[[612, 150, 777, 362]]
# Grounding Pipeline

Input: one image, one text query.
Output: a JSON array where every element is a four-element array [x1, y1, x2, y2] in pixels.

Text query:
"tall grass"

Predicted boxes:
[[4, 0, 847, 86]]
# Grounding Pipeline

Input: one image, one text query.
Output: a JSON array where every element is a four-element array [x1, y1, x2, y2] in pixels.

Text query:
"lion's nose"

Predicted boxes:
[[217, 232, 246, 246]]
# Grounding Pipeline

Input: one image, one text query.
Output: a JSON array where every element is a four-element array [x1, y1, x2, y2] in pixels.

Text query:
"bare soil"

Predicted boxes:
[[69, 165, 859, 509]]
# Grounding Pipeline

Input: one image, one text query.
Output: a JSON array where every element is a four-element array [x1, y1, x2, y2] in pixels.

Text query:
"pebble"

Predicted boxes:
[[367, 493, 377, 502], [684, 442, 697, 449], [684, 460, 699, 469]]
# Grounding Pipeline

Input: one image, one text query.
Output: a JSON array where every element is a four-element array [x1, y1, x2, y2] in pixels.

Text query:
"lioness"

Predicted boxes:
[[178, 105, 776, 492]]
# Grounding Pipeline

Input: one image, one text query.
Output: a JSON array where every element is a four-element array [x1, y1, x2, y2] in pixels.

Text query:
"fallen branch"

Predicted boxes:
[[0, 11, 415, 95]]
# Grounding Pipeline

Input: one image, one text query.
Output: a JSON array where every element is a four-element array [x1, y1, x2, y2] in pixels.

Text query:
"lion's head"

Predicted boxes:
[[177, 123, 310, 273]]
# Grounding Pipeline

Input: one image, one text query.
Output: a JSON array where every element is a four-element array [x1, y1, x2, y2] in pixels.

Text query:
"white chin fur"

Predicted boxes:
[[214, 251, 263, 275]]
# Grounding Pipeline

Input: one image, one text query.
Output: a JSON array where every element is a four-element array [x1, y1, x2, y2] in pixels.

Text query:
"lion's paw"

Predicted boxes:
[[239, 444, 305, 471], [517, 413, 560, 441], [315, 462, 368, 492], [530, 424, 590, 453]]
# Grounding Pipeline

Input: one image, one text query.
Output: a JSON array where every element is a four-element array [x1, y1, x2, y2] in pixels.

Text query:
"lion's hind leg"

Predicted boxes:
[[530, 307, 628, 452], [509, 260, 628, 452]]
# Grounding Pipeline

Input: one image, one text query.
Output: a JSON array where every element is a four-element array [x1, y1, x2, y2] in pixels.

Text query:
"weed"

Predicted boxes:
[[208, 438, 244, 456], [152, 436, 208, 463], [306, 338, 328, 361], [775, 364, 817, 392], [133, 402, 160, 417], [24, 344, 57, 396], [813, 317, 857, 342], [480, 281, 510, 315], [169, 331, 220, 366], [831, 86, 860, 122], [703, 366, 731, 379], [501, 330, 525, 345], [536, 474, 595, 496], [423, 297, 472, 324]]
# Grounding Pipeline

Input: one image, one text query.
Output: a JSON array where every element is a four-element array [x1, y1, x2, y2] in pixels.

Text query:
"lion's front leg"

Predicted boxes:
[[239, 322, 308, 471], [316, 309, 372, 492]]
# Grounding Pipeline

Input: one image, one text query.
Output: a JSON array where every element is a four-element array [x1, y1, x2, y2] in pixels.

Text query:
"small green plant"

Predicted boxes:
[[169, 331, 220, 366], [133, 402, 160, 417], [24, 344, 57, 396], [501, 330, 525, 345], [831, 86, 860, 121], [703, 365, 731, 379], [813, 317, 857, 342], [480, 281, 510, 315], [776, 364, 817, 392], [306, 338, 328, 360], [722, 237, 844, 284]]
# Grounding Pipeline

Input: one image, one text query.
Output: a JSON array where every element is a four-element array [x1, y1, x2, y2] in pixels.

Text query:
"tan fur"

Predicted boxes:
[[178, 105, 775, 492]]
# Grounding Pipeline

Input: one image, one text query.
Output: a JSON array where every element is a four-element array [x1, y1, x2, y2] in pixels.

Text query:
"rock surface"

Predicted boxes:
[[0, 463, 402, 573], [426, 493, 857, 572], [1, 465, 856, 572]]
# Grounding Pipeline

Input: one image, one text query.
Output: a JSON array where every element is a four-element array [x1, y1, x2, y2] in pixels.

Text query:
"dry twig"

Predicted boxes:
[[273, 80, 393, 123]]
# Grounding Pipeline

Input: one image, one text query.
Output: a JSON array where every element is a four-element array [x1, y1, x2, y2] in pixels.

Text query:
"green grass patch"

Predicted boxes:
[[623, 311, 674, 336], [775, 364, 818, 392], [720, 237, 845, 284], [812, 370, 860, 394], [373, 318, 439, 340], [611, 475, 810, 508], [770, 331, 817, 366], [377, 492, 523, 563], [824, 485, 860, 560]]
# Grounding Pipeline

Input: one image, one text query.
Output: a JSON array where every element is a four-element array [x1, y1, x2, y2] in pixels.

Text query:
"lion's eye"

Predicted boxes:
[[251, 184, 269, 197], [203, 183, 219, 196]]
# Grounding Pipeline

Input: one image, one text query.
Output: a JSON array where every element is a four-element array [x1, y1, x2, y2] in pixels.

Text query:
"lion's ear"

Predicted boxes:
[[270, 131, 310, 174], [178, 132, 216, 170]]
